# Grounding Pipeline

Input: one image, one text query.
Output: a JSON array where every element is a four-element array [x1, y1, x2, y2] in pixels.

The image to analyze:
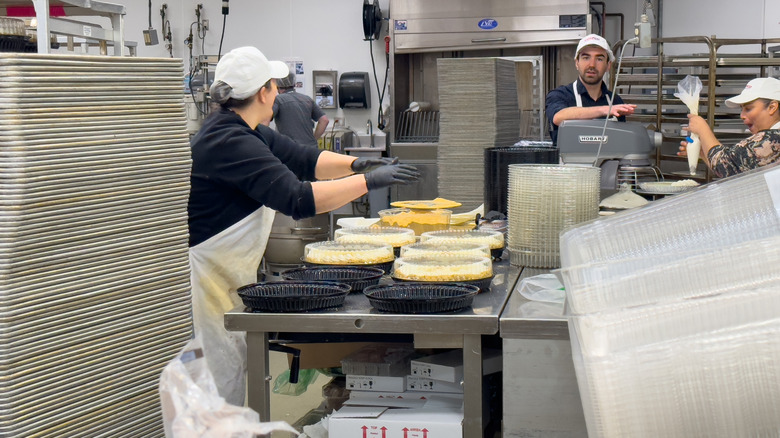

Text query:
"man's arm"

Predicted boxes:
[[313, 115, 329, 139], [552, 104, 636, 126]]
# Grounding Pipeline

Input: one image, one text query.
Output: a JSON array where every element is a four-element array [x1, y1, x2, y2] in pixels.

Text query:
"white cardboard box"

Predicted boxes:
[[409, 349, 503, 383], [346, 375, 407, 392], [406, 376, 463, 394], [329, 405, 463, 438]]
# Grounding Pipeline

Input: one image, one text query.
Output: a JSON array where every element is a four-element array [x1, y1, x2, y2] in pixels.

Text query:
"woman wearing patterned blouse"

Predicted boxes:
[[679, 77, 780, 178]]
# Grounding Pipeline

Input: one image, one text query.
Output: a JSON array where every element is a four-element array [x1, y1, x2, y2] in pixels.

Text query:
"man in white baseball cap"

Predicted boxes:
[[680, 77, 780, 177], [545, 33, 636, 145], [187, 46, 420, 405]]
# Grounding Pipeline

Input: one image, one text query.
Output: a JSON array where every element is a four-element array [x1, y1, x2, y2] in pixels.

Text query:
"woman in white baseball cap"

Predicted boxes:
[[680, 77, 780, 178], [187, 46, 420, 405]]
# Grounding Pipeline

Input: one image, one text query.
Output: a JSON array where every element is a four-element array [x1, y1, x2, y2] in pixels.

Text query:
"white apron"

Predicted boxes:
[[573, 80, 583, 107], [188, 206, 276, 406]]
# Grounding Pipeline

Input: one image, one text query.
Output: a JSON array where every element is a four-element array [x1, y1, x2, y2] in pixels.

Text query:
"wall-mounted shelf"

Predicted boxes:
[[612, 36, 780, 182], [0, 0, 128, 55]]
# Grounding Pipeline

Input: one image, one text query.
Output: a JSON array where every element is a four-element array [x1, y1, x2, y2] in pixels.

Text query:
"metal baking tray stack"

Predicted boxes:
[[436, 58, 520, 210], [0, 53, 193, 437]]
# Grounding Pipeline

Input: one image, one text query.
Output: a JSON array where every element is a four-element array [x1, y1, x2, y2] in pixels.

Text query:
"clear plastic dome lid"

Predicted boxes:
[[420, 229, 505, 249], [303, 241, 394, 265], [392, 256, 492, 281], [399, 241, 490, 259], [334, 227, 416, 247]]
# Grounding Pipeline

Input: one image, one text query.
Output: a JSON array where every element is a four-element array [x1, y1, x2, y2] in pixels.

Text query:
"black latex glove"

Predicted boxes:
[[365, 163, 421, 190], [350, 156, 399, 173]]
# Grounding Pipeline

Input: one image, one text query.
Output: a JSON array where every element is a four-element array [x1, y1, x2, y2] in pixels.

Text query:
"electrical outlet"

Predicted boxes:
[[334, 117, 345, 127], [202, 19, 209, 30]]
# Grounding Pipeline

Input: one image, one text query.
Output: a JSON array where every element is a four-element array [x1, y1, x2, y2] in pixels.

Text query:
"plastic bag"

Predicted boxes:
[[273, 368, 320, 396], [674, 75, 703, 175], [517, 273, 565, 303], [159, 337, 298, 438]]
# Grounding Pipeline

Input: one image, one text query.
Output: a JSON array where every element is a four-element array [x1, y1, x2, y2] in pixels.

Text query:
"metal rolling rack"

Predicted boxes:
[[0, 0, 129, 55], [611, 36, 780, 182]]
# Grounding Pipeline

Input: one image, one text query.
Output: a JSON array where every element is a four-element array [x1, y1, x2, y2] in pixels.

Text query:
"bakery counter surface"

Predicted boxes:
[[500, 267, 569, 340], [225, 258, 522, 437]]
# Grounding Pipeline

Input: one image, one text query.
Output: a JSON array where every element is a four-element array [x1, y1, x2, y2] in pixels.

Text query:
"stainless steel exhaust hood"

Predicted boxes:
[[391, 0, 590, 53]]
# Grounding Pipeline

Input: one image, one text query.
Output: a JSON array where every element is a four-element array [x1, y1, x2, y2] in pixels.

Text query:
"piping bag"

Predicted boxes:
[[674, 75, 703, 175]]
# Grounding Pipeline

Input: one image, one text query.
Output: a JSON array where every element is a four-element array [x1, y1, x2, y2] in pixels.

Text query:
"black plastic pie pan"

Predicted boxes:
[[363, 283, 479, 314], [281, 266, 384, 293], [391, 275, 494, 293], [237, 281, 351, 312]]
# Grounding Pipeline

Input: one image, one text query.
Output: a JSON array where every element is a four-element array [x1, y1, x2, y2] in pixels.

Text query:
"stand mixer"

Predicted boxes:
[[557, 119, 664, 192]]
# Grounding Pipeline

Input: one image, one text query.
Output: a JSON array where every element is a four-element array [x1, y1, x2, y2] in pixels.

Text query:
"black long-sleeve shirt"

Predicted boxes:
[[188, 108, 322, 247]]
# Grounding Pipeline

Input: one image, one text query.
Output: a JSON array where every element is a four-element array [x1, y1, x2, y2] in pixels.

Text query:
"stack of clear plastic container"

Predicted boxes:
[[559, 166, 780, 437], [507, 164, 600, 268]]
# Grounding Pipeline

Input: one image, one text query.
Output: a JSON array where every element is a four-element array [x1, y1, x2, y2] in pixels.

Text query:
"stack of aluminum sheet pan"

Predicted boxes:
[[0, 53, 192, 437], [437, 57, 520, 210]]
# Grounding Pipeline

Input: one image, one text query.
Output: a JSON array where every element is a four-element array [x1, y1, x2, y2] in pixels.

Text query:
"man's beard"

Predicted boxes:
[[580, 75, 603, 86]]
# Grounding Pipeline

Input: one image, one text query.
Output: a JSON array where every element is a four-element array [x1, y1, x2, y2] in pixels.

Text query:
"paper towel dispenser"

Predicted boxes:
[[339, 72, 371, 109]]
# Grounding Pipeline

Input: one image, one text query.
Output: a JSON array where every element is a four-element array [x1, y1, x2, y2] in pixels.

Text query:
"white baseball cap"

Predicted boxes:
[[724, 77, 780, 108], [211, 46, 290, 103], [575, 34, 615, 62]]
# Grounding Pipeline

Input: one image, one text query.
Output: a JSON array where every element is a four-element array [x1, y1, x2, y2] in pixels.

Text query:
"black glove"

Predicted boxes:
[[351, 156, 398, 173], [365, 163, 421, 190]]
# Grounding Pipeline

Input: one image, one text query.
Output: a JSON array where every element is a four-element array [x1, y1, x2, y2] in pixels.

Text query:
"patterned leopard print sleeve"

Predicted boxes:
[[707, 129, 780, 178]]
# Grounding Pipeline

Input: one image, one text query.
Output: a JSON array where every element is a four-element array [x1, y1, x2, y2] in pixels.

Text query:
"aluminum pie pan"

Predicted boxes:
[[0, 247, 188, 279], [0, 203, 187, 228], [0, 113, 186, 126], [0, 174, 190, 198], [0, 210, 185, 236], [0, 105, 184, 117], [0, 240, 189, 274], [0, 303, 192, 351], [0, 203, 187, 229], [0, 327, 189, 378], [0, 345, 188, 414], [0, 233, 189, 266], [0, 296, 191, 339], [0, 247, 188, 287], [0, 99, 186, 109], [0, 318, 191, 366], [0, 121, 186, 136], [0, 184, 190, 208], [0, 394, 168, 435], [41, 400, 164, 437], [0, 325, 189, 377], [0, 284, 191, 324], [3, 240, 186, 274], [0, 256, 189, 294], [0, 326, 190, 374], [0, 199, 187, 224], [0, 257, 189, 299]]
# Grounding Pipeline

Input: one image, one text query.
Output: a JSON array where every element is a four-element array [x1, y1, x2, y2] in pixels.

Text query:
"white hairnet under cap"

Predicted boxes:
[[211, 46, 290, 103]]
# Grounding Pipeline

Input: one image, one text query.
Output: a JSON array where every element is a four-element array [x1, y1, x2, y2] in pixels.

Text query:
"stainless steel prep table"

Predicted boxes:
[[499, 268, 586, 437], [225, 260, 521, 437]]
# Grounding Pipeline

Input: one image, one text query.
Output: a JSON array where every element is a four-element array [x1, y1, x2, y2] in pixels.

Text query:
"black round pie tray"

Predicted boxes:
[[302, 259, 394, 275], [363, 283, 480, 314], [391, 275, 493, 293], [237, 281, 351, 312], [281, 266, 384, 293]]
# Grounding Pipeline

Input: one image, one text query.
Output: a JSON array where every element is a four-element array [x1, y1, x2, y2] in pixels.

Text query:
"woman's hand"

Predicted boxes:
[[677, 139, 689, 157], [685, 114, 709, 137]]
